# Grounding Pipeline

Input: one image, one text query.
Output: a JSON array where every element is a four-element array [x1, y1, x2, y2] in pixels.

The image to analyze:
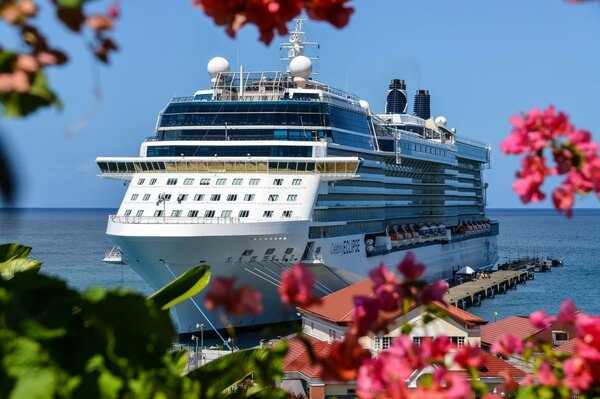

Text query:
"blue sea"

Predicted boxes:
[[0, 208, 599, 323]]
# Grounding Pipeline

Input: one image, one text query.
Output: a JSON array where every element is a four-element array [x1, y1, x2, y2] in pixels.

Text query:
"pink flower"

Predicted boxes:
[[204, 276, 263, 316], [563, 356, 594, 392], [397, 251, 425, 280], [558, 299, 577, 323], [537, 362, 558, 386], [454, 344, 484, 369], [420, 336, 452, 363], [320, 333, 370, 381], [279, 264, 321, 307], [369, 263, 398, 288], [529, 310, 554, 329], [513, 155, 552, 203], [552, 187, 574, 218], [418, 280, 449, 304], [491, 334, 524, 357], [352, 295, 382, 336]]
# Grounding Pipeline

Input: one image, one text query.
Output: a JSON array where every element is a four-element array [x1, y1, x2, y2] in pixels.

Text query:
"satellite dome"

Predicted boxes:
[[207, 57, 230, 80], [435, 116, 447, 127], [359, 100, 370, 110], [289, 56, 312, 80]]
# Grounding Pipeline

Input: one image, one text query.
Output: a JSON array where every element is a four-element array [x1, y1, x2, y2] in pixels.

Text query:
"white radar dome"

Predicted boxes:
[[435, 116, 447, 127], [289, 56, 312, 80], [207, 57, 230, 81], [359, 100, 370, 111]]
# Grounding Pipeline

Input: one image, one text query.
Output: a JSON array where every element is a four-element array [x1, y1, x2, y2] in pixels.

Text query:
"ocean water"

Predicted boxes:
[[0, 208, 152, 295], [0, 208, 599, 324]]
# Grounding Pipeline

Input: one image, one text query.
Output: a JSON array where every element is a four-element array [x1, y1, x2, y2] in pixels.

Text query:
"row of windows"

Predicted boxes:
[[137, 177, 302, 187], [130, 192, 299, 202], [123, 209, 294, 218], [156, 128, 327, 142], [146, 145, 313, 158]]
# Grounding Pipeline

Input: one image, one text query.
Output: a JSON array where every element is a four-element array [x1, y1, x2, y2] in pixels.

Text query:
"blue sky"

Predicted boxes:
[[2, 0, 600, 209]]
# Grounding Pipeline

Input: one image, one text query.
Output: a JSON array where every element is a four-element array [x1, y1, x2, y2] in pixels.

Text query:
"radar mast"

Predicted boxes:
[[280, 18, 319, 74]]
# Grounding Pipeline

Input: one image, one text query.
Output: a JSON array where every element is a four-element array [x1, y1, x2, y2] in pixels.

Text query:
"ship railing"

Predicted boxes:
[[109, 215, 305, 225], [454, 135, 491, 151]]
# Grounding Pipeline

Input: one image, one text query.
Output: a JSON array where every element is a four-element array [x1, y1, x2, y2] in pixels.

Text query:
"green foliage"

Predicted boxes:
[[0, 52, 61, 117], [148, 265, 211, 310], [187, 344, 289, 398], [0, 244, 287, 398], [0, 243, 42, 279]]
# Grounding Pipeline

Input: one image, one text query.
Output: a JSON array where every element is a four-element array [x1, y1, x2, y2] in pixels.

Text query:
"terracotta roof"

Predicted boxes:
[[449, 351, 527, 379], [481, 316, 542, 346], [300, 279, 372, 324], [555, 338, 577, 355], [300, 278, 486, 327], [284, 335, 525, 382], [283, 335, 331, 378]]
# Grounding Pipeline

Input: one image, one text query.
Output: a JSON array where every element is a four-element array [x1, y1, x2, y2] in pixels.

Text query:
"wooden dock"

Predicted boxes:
[[445, 268, 535, 309]]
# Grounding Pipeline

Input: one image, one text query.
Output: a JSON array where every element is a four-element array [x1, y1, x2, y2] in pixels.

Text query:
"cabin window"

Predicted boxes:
[[263, 210, 273, 218]]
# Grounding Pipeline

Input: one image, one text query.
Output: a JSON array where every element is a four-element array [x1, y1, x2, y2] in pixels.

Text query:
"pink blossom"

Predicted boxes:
[[420, 336, 452, 363], [529, 310, 554, 329], [552, 188, 574, 218], [491, 334, 524, 357], [369, 263, 398, 288], [454, 344, 484, 369], [537, 362, 558, 386], [513, 155, 552, 203], [397, 251, 425, 280], [320, 333, 370, 381], [204, 276, 263, 316], [352, 295, 382, 336], [418, 280, 449, 304], [558, 299, 577, 323], [279, 264, 321, 307], [563, 356, 594, 392]]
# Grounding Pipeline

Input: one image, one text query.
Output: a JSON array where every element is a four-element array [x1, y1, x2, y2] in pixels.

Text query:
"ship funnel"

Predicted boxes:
[[385, 79, 408, 114], [413, 89, 431, 120]]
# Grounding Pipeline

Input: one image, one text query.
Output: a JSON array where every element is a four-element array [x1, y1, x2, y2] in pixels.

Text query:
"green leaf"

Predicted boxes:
[[56, 0, 84, 8], [1, 70, 61, 117], [187, 345, 287, 398], [0, 259, 42, 280], [148, 265, 211, 310], [0, 244, 32, 262]]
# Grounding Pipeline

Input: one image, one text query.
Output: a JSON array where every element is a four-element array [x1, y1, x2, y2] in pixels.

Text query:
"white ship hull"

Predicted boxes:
[[109, 219, 497, 334]]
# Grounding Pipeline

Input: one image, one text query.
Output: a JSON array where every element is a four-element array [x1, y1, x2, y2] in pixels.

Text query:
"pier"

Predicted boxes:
[[445, 267, 535, 309]]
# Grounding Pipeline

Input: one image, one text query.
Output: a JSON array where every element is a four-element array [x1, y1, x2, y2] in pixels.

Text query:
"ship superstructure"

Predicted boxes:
[[97, 22, 498, 338]]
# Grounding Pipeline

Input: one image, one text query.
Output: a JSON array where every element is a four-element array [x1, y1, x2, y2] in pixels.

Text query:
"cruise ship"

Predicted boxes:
[[96, 22, 498, 339]]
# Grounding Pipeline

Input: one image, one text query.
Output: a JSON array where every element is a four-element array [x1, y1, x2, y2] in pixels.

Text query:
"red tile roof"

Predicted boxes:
[[300, 278, 486, 327], [555, 338, 577, 355], [283, 335, 331, 378], [449, 352, 527, 379], [481, 316, 542, 346]]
